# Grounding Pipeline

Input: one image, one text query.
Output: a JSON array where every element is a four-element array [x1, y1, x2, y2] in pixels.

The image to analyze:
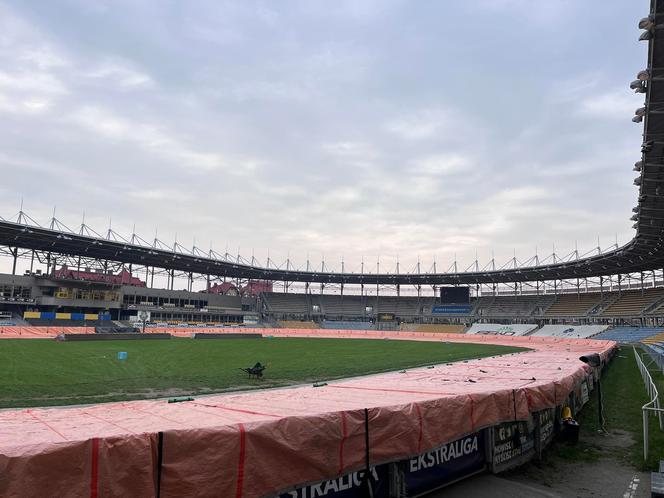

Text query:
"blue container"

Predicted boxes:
[[117, 352, 128, 360]]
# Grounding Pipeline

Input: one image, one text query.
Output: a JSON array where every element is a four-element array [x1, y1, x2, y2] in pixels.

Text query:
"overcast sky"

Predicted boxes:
[[0, 0, 648, 274]]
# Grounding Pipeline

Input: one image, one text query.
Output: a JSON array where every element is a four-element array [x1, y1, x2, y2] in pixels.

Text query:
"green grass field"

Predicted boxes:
[[550, 346, 664, 470], [0, 337, 523, 408]]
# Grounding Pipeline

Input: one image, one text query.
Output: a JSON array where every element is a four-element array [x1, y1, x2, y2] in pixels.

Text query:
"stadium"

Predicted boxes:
[[1, 0, 664, 497]]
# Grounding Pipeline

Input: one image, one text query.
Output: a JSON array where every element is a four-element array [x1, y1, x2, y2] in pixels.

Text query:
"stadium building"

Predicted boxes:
[[1, 0, 664, 497]]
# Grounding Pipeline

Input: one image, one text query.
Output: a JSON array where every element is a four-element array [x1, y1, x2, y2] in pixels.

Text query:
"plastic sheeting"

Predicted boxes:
[[0, 330, 615, 498], [532, 324, 608, 338], [465, 323, 537, 336]]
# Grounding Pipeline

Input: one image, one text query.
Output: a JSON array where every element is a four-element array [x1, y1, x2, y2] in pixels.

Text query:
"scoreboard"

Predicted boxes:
[[440, 287, 470, 304]]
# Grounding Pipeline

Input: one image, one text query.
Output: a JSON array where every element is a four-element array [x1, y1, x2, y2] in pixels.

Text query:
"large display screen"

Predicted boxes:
[[440, 286, 470, 304]]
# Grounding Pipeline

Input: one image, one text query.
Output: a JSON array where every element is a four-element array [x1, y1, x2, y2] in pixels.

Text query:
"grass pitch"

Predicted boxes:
[[554, 346, 664, 470], [0, 337, 524, 408]]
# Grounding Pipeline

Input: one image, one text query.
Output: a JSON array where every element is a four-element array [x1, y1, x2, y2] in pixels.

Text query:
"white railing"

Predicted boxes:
[[633, 346, 663, 460]]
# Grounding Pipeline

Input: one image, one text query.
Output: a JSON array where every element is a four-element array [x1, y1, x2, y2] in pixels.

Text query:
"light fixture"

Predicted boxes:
[[640, 30, 654, 41], [630, 80, 647, 93], [633, 115, 644, 123], [642, 140, 654, 152], [633, 206, 640, 213], [636, 106, 647, 117], [634, 160, 643, 171], [639, 15, 655, 30], [631, 213, 638, 221], [634, 176, 642, 186], [633, 222, 639, 229], [638, 69, 651, 81]]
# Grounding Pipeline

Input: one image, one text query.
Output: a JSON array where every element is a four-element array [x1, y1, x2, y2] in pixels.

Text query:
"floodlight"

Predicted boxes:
[[638, 69, 651, 81], [631, 213, 638, 221], [635, 106, 647, 117], [633, 222, 639, 229], [634, 160, 643, 171], [639, 15, 655, 30], [634, 176, 642, 186], [640, 30, 653, 41], [633, 115, 643, 123], [630, 80, 647, 93], [642, 140, 654, 152], [633, 206, 640, 213]]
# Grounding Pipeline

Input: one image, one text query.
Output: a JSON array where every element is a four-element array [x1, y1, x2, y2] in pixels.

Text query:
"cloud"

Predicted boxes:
[[578, 89, 642, 120], [84, 59, 154, 89], [385, 110, 452, 141], [0, 0, 643, 278]]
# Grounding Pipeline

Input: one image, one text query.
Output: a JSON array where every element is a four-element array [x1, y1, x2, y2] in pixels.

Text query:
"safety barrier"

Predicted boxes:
[[633, 346, 663, 460]]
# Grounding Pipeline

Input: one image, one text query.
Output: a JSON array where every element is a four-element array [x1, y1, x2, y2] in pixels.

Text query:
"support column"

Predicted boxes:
[[11, 247, 18, 275]]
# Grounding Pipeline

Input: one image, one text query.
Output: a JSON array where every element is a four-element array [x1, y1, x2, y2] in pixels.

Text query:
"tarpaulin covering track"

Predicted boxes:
[[0, 330, 615, 498]]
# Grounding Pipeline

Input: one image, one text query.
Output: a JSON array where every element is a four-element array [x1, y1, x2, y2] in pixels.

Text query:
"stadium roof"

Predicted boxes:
[[1, 0, 663, 286]]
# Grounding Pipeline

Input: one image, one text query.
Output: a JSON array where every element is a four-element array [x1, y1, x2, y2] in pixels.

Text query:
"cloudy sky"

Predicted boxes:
[[0, 0, 648, 274]]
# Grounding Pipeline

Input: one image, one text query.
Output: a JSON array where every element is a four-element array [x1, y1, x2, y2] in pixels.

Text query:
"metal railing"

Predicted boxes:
[[633, 346, 663, 460]]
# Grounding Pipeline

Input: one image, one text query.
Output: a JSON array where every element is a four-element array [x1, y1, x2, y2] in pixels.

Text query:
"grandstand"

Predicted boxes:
[[544, 292, 606, 317], [602, 288, 664, 316], [592, 326, 663, 343], [1, 0, 664, 495], [475, 294, 555, 317]]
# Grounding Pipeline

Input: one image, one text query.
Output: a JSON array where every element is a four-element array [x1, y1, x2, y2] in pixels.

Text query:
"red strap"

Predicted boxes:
[[414, 403, 424, 453], [235, 424, 246, 498], [90, 438, 99, 498], [338, 412, 347, 474]]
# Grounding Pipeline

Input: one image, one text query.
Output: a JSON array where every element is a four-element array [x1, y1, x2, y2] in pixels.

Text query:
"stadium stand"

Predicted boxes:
[[592, 326, 663, 343], [601, 288, 664, 316], [277, 320, 319, 329], [317, 294, 367, 317], [321, 320, 373, 330], [374, 296, 425, 316], [465, 323, 537, 336], [531, 324, 607, 338], [400, 323, 466, 333], [643, 331, 664, 347], [474, 295, 555, 317], [544, 292, 605, 317], [262, 292, 310, 315]]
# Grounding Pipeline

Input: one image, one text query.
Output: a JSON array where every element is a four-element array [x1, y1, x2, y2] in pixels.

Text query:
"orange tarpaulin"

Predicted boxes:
[[0, 330, 615, 498]]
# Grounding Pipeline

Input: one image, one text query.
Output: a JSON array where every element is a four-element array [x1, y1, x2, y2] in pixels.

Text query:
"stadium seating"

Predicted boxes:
[[544, 293, 604, 316], [277, 320, 319, 329], [531, 324, 607, 338], [400, 323, 466, 333], [321, 320, 374, 330], [474, 295, 554, 317], [592, 326, 663, 343], [262, 293, 310, 315], [642, 331, 664, 347], [317, 295, 367, 317], [466, 323, 537, 336], [601, 288, 664, 316]]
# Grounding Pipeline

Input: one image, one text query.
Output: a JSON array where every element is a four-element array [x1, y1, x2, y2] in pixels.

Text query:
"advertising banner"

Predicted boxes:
[[278, 465, 390, 498], [536, 408, 556, 452], [491, 417, 536, 472], [400, 431, 485, 496], [431, 305, 472, 314]]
